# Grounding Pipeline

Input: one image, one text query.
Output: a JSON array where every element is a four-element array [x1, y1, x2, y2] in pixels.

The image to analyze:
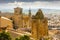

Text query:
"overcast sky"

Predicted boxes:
[[0, 0, 60, 3], [0, 0, 59, 3], [0, 0, 60, 14]]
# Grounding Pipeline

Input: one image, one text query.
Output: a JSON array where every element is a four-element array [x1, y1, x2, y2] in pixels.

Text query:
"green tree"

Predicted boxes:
[[0, 31, 11, 40], [15, 35, 30, 40]]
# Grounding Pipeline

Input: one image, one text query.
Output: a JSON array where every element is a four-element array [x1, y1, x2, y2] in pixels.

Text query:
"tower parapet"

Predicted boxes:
[[14, 7, 22, 15], [12, 7, 23, 29]]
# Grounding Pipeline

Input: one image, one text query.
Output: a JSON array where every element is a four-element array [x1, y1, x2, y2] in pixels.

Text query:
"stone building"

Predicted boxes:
[[31, 9, 48, 40], [0, 7, 32, 30], [12, 7, 23, 28], [23, 9, 31, 28], [12, 7, 31, 29], [0, 7, 48, 40]]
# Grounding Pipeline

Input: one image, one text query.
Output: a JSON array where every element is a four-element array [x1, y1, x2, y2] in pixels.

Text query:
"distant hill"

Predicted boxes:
[[0, 12, 13, 19]]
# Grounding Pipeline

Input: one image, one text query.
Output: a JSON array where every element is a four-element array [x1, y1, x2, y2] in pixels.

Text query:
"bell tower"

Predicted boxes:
[[29, 9, 31, 17], [0, 11, 1, 16], [28, 9, 32, 28], [12, 7, 23, 29]]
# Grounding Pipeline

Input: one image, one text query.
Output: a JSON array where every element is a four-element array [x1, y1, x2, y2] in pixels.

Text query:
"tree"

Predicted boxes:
[[15, 35, 30, 40], [0, 31, 11, 40]]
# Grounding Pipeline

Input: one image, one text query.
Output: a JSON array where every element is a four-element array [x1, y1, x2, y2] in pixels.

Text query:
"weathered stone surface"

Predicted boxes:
[[31, 9, 48, 40]]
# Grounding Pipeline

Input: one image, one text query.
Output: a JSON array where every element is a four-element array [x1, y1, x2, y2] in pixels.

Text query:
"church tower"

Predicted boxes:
[[28, 9, 32, 28], [29, 9, 31, 17], [32, 9, 48, 40], [0, 11, 1, 16], [12, 7, 23, 29]]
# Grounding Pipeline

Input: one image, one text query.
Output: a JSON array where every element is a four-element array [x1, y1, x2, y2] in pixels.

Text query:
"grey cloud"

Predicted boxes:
[[0, 0, 60, 3]]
